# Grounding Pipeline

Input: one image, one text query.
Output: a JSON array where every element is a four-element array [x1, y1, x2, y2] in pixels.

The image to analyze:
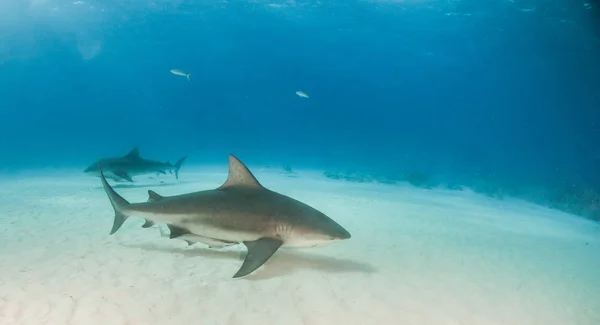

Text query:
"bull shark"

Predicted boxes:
[[84, 148, 187, 182], [98, 154, 351, 278]]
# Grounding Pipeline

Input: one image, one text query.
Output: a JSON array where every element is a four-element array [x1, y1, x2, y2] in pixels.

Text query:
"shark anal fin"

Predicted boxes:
[[218, 155, 264, 190], [167, 225, 190, 239], [147, 190, 164, 202], [234, 237, 282, 278], [113, 171, 133, 182], [141, 219, 155, 228]]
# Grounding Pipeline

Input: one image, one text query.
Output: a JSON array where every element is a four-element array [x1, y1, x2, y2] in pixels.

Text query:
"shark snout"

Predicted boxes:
[[319, 218, 351, 241], [336, 227, 351, 240], [83, 164, 100, 174], [311, 212, 352, 241], [331, 225, 351, 240]]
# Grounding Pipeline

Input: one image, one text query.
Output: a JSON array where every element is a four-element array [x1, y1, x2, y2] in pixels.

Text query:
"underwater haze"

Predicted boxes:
[[1, 1, 600, 188], [1, 1, 600, 325]]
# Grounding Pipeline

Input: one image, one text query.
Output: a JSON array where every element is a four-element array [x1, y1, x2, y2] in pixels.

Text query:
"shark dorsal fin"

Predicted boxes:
[[218, 154, 263, 190], [147, 190, 164, 202], [124, 148, 141, 159]]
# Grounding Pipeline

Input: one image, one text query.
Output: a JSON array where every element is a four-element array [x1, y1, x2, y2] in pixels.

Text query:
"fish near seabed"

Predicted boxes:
[[98, 154, 351, 278], [84, 148, 187, 182], [170, 69, 191, 81]]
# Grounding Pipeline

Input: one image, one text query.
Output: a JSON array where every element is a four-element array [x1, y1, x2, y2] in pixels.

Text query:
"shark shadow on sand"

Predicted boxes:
[[123, 242, 377, 280]]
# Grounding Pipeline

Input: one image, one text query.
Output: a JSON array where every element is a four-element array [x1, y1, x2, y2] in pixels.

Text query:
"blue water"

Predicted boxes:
[[0, 0, 599, 219]]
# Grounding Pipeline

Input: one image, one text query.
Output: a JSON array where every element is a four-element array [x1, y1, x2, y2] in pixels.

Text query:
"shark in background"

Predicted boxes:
[[98, 154, 351, 278], [84, 148, 187, 182]]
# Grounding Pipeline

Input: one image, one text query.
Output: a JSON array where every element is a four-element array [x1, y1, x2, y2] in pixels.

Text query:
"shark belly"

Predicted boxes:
[[183, 219, 265, 243], [176, 234, 237, 248], [130, 209, 266, 243], [128, 200, 326, 248]]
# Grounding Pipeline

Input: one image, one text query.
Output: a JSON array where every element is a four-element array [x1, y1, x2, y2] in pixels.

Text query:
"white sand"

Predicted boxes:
[[0, 166, 599, 325]]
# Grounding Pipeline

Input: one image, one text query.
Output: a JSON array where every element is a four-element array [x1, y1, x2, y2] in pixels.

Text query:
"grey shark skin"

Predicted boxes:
[[84, 148, 187, 182], [99, 154, 351, 278]]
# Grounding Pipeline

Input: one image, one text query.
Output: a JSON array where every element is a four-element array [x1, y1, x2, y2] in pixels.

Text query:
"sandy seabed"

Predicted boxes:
[[0, 165, 599, 325]]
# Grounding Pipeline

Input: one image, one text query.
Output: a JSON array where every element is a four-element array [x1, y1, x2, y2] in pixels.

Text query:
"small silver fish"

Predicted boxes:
[[296, 90, 309, 98], [170, 69, 191, 81]]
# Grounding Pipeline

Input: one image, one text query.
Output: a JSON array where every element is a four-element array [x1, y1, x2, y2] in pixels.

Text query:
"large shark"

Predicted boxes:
[[84, 148, 187, 182], [98, 154, 351, 278]]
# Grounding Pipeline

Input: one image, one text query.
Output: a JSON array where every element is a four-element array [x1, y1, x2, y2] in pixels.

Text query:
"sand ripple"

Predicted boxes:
[[0, 171, 599, 325]]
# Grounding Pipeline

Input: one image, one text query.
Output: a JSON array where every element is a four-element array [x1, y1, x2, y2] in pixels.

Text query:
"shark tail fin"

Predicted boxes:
[[186, 73, 191, 81], [98, 164, 132, 235], [173, 156, 187, 180]]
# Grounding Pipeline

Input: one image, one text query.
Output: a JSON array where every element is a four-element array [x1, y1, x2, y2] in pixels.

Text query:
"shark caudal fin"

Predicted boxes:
[[99, 164, 132, 235], [186, 73, 191, 81], [173, 156, 187, 180]]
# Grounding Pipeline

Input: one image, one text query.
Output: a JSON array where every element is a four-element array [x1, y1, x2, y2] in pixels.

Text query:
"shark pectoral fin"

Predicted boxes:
[[141, 219, 155, 228], [114, 171, 133, 182], [147, 190, 164, 202], [234, 237, 283, 278], [167, 224, 190, 239]]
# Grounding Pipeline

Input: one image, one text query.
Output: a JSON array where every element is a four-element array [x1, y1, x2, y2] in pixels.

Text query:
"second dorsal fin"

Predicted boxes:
[[147, 190, 164, 202], [217, 154, 263, 190], [124, 148, 141, 159]]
